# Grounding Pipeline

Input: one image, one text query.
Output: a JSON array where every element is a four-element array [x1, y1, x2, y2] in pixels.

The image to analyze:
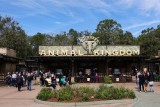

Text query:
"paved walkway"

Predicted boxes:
[[0, 82, 160, 107], [115, 82, 160, 107]]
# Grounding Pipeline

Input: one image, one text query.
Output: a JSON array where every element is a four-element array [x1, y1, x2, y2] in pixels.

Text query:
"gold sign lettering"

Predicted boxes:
[[120, 50, 125, 56], [55, 50, 59, 56], [71, 50, 76, 56], [78, 50, 83, 56], [48, 50, 55, 56], [132, 50, 139, 55], [126, 50, 132, 56], [105, 50, 111, 56], [112, 50, 118, 56], [61, 50, 68, 56], [39, 46, 140, 56], [40, 50, 46, 56], [94, 50, 100, 55]]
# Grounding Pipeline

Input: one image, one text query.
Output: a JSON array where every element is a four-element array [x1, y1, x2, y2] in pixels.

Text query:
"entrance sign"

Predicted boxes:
[[39, 45, 140, 56], [39, 36, 140, 56]]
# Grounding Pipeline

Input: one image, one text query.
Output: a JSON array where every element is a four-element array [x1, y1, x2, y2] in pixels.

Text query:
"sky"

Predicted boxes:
[[0, 0, 160, 37]]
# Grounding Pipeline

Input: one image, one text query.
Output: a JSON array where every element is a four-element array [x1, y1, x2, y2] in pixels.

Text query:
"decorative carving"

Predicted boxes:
[[79, 36, 99, 54]]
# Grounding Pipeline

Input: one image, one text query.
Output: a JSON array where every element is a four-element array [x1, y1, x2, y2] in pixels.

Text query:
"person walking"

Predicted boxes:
[[5, 72, 11, 87], [138, 72, 144, 92], [27, 73, 32, 91], [136, 70, 141, 89], [11, 72, 17, 87], [144, 71, 149, 92], [16, 74, 23, 91]]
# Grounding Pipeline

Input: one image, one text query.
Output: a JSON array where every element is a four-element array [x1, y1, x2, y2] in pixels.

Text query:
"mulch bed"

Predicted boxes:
[[48, 97, 107, 102]]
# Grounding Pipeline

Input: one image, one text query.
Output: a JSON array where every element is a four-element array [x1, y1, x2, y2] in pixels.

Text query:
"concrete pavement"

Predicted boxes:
[[0, 82, 160, 107]]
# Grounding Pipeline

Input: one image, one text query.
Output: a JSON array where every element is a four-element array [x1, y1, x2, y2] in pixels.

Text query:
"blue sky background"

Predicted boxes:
[[0, 0, 160, 37]]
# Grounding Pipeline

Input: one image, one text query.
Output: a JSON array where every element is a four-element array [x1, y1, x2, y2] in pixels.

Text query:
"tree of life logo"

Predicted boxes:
[[79, 36, 99, 54]]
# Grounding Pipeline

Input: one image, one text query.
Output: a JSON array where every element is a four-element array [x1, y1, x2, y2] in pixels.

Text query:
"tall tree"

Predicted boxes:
[[53, 32, 70, 45], [95, 19, 122, 45], [29, 32, 46, 56], [68, 29, 78, 45], [120, 31, 135, 45], [137, 27, 160, 56], [0, 16, 29, 58]]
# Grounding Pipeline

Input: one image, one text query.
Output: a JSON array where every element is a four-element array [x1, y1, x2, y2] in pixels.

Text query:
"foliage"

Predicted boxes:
[[52, 86, 135, 101], [29, 32, 47, 56], [104, 75, 112, 84], [1, 15, 160, 57], [137, 26, 160, 56], [68, 29, 78, 45], [120, 31, 136, 45], [37, 88, 52, 101], [95, 19, 123, 45], [96, 85, 136, 100], [0, 16, 29, 58], [76, 87, 96, 97], [54, 86, 74, 101], [53, 86, 95, 101], [37, 86, 135, 102], [81, 94, 89, 101], [54, 32, 71, 45]]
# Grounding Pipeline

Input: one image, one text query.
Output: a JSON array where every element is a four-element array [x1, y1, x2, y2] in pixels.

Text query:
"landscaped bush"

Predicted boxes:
[[53, 86, 95, 101], [54, 86, 74, 101], [76, 87, 96, 98], [104, 75, 112, 84], [37, 85, 136, 102], [81, 94, 89, 101], [37, 88, 52, 101], [95, 85, 136, 100]]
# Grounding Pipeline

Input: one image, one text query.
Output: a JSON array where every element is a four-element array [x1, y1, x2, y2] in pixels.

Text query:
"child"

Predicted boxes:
[[149, 71, 154, 92]]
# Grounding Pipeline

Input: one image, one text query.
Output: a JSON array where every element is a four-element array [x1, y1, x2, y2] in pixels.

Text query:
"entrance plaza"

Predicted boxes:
[[0, 82, 160, 107]]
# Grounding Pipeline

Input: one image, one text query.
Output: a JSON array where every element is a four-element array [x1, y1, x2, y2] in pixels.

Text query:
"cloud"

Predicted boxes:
[[10, 0, 45, 9], [124, 20, 160, 30], [116, 0, 135, 8], [139, 0, 160, 13], [1, 0, 160, 37]]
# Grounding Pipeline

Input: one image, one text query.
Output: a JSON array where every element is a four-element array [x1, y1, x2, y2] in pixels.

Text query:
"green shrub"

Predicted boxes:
[[127, 89, 136, 99], [53, 86, 95, 101], [54, 86, 74, 101], [38, 85, 136, 102], [77, 87, 96, 97], [104, 76, 112, 84], [37, 88, 52, 101], [96, 85, 136, 100], [81, 94, 89, 101]]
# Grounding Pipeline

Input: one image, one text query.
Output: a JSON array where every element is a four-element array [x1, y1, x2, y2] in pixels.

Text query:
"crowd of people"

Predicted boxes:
[[5, 70, 73, 91], [136, 69, 154, 92], [5, 71, 33, 91], [5, 68, 156, 93], [39, 71, 71, 89]]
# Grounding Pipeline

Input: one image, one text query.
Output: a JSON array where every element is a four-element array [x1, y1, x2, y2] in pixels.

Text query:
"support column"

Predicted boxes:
[[38, 62, 40, 72], [71, 60, 74, 76], [106, 60, 109, 75]]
